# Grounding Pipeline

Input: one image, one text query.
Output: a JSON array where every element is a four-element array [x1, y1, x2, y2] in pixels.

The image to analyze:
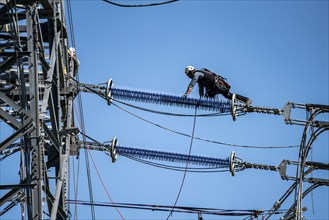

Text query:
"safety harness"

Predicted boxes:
[[196, 68, 231, 97]]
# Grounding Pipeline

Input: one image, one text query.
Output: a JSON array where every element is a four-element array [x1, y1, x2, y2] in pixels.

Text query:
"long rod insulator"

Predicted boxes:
[[116, 145, 230, 168], [111, 86, 231, 113]]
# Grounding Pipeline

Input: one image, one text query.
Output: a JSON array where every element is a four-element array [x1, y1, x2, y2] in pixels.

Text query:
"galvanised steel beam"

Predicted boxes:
[[26, 4, 43, 220], [1, 0, 72, 219], [0, 188, 22, 207], [0, 118, 33, 152]]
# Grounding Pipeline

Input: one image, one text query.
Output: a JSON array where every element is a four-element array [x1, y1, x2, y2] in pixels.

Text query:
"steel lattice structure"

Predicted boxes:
[[263, 104, 329, 220], [0, 1, 79, 219], [0, 1, 328, 220]]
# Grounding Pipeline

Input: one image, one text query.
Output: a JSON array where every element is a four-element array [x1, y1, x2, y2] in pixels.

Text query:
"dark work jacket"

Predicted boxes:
[[195, 69, 217, 88], [195, 69, 231, 97]]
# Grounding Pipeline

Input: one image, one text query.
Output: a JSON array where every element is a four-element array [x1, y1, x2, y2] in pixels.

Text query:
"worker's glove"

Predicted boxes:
[[182, 93, 188, 99]]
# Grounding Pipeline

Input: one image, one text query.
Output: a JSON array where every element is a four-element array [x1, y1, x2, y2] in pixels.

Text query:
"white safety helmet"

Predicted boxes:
[[185, 66, 195, 75], [69, 47, 76, 55]]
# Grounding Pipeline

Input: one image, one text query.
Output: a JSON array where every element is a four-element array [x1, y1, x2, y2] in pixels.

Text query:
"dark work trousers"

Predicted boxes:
[[214, 82, 233, 99], [208, 82, 249, 102]]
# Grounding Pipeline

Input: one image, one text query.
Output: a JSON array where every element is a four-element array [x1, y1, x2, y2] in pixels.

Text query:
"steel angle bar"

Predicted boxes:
[[43, 185, 67, 220], [0, 107, 21, 129], [0, 190, 24, 216], [50, 97, 74, 220], [0, 13, 27, 26], [40, 32, 60, 114], [0, 118, 34, 152], [0, 56, 18, 75], [38, 53, 50, 71], [0, 192, 25, 217], [0, 44, 28, 72], [0, 188, 22, 206], [42, 122, 60, 152], [0, 51, 30, 57], [0, 92, 30, 116], [0, 201, 17, 216], [0, 25, 27, 33], [0, 183, 36, 190], [0, 0, 15, 17]]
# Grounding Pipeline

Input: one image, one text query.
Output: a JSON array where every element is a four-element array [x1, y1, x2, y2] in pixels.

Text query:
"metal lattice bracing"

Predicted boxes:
[[0, 1, 78, 219], [263, 104, 329, 220]]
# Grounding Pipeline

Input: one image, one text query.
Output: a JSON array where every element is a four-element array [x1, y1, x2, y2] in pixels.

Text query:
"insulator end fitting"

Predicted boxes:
[[111, 137, 118, 163]]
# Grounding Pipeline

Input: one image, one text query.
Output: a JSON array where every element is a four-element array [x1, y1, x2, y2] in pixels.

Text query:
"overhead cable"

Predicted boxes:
[[111, 102, 299, 149], [167, 107, 197, 220], [74, 105, 125, 220], [73, 104, 96, 219], [66, 199, 265, 217], [102, 0, 179, 7]]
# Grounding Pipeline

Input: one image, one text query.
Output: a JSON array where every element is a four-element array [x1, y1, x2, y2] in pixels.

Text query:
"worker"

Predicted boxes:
[[68, 47, 80, 76], [183, 66, 252, 105]]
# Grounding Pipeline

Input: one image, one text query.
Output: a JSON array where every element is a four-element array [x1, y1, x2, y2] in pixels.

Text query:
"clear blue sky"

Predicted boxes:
[[1, 0, 328, 220]]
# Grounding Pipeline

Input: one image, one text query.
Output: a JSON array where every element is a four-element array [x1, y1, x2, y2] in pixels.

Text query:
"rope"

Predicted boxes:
[[166, 107, 197, 220], [73, 104, 95, 219], [87, 146, 126, 220], [74, 105, 125, 220]]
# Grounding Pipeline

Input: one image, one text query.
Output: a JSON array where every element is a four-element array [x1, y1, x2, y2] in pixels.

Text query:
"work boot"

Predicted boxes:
[[245, 98, 252, 106], [236, 94, 252, 106]]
